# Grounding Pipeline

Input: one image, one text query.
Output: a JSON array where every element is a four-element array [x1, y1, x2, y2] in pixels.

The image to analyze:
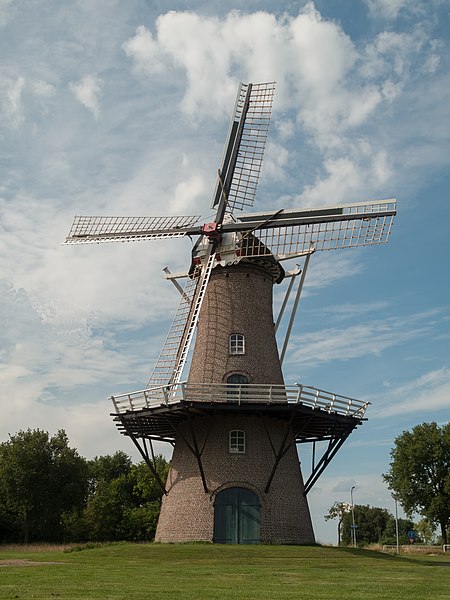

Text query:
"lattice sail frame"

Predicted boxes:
[[238, 200, 396, 259], [64, 215, 201, 244], [212, 82, 275, 213], [147, 252, 216, 389]]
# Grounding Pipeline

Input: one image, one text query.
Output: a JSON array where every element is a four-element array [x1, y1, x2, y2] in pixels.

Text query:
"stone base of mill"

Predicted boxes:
[[155, 414, 315, 545]]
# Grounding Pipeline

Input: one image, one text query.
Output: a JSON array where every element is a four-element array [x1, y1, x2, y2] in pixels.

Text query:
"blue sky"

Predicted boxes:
[[1, 0, 449, 544]]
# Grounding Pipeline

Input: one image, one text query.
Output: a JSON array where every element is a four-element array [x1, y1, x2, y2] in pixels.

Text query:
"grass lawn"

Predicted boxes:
[[1, 543, 449, 600]]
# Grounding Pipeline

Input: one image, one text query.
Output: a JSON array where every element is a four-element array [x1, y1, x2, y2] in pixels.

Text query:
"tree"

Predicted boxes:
[[415, 518, 436, 545], [78, 451, 134, 541], [80, 453, 169, 541], [324, 501, 352, 546], [130, 457, 169, 504], [381, 516, 415, 545], [341, 505, 391, 546], [0, 429, 89, 542], [383, 422, 450, 545], [83, 474, 133, 541], [0, 430, 170, 543], [125, 457, 170, 541], [88, 451, 133, 487]]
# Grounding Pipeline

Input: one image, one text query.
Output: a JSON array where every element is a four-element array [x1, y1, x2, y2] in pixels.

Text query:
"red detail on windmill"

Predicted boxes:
[[202, 222, 222, 243]]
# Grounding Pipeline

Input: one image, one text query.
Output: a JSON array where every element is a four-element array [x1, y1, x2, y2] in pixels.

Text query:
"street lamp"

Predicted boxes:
[[351, 486, 357, 548], [393, 495, 400, 555]]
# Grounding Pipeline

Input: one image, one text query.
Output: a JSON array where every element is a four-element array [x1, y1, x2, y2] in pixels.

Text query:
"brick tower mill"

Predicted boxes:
[[65, 82, 396, 544]]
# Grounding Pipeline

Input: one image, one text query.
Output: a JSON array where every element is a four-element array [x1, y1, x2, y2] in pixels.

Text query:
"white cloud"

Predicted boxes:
[[0, 75, 25, 128], [332, 479, 357, 493], [421, 39, 443, 75], [365, 0, 423, 20], [287, 311, 434, 368], [122, 24, 165, 75], [30, 79, 56, 113], [0, 73, 57, 129], [295, 158, 362, 205], [372, 150, 393, 185], [172, 171, 206, 214], [122, 5, 388, 136], [0, 192, 185, 331], [316, 300, 389, 319], [31, 79, 55, 99], [347, 86, 382, 126], [69, 74, 104, 119], [154, 11, 241, 118], [288, 3, 357, 103], [264, 141, 290, 181], [0, 278, 168, 458], [374, 367, 450, 417], [275, 118, 295, 141], [360, 28, 443, 93], [292, 145, 396, 205]]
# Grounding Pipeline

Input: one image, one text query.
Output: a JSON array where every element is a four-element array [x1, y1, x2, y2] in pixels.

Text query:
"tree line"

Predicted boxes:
[[325, 502, 441, 547], [325, 501, 422, 546], [1, 421, 448, 545], [0, 429, 169, 544]]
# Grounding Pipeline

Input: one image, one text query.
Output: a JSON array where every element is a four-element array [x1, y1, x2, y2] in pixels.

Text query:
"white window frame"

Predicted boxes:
[[229, 430, 246, 454], [229, 333, 245, 355]]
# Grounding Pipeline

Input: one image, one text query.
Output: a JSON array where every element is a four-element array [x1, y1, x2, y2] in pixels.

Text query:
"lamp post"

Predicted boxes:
[[393, 495, 400, 555], [351, 486, 357, 548]]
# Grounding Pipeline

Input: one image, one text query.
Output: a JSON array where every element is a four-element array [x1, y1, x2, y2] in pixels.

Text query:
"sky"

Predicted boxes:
[[1, 0, 449, 545]]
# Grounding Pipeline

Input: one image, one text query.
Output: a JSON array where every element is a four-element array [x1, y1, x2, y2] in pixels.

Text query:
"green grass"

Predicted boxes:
[[1, 543, 449, 599]]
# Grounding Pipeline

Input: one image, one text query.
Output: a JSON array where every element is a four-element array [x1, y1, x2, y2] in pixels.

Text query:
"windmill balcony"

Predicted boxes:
[[110, 382, 369, 420]]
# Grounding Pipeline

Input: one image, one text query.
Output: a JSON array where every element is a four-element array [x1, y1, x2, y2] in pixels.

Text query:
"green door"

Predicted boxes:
[[213, 487, 260, 544]]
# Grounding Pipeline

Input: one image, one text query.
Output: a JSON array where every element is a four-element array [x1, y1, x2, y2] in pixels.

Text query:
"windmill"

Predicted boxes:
[[65, 82, 396, 544]]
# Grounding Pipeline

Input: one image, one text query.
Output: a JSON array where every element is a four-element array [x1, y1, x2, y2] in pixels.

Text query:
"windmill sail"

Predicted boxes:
[[147, 252, 216, 389], [212, 82, 275, 213], [64, 214, 201, 244], [233, 200, 396, 259]]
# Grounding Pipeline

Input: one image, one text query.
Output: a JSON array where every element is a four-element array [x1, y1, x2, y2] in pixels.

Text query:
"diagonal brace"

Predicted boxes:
[[118, 416, 167, 495], [162, 410, 209, 493], [264, 413, 297, 494], [302, 430, 352, 495]]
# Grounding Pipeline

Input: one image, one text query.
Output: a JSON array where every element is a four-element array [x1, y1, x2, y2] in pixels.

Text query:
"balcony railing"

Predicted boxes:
[[110, 382, 369, 419]]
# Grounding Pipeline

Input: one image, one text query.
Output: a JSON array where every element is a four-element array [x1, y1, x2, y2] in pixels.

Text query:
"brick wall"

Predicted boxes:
[[155, 260, 315, 544], [155, 414, 315, 544], [188, 263, 284, 385]]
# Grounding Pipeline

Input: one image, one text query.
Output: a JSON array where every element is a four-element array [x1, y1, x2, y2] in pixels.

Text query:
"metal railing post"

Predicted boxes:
[[162, 387, 169, 406], [111, 395, 118, 412]]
